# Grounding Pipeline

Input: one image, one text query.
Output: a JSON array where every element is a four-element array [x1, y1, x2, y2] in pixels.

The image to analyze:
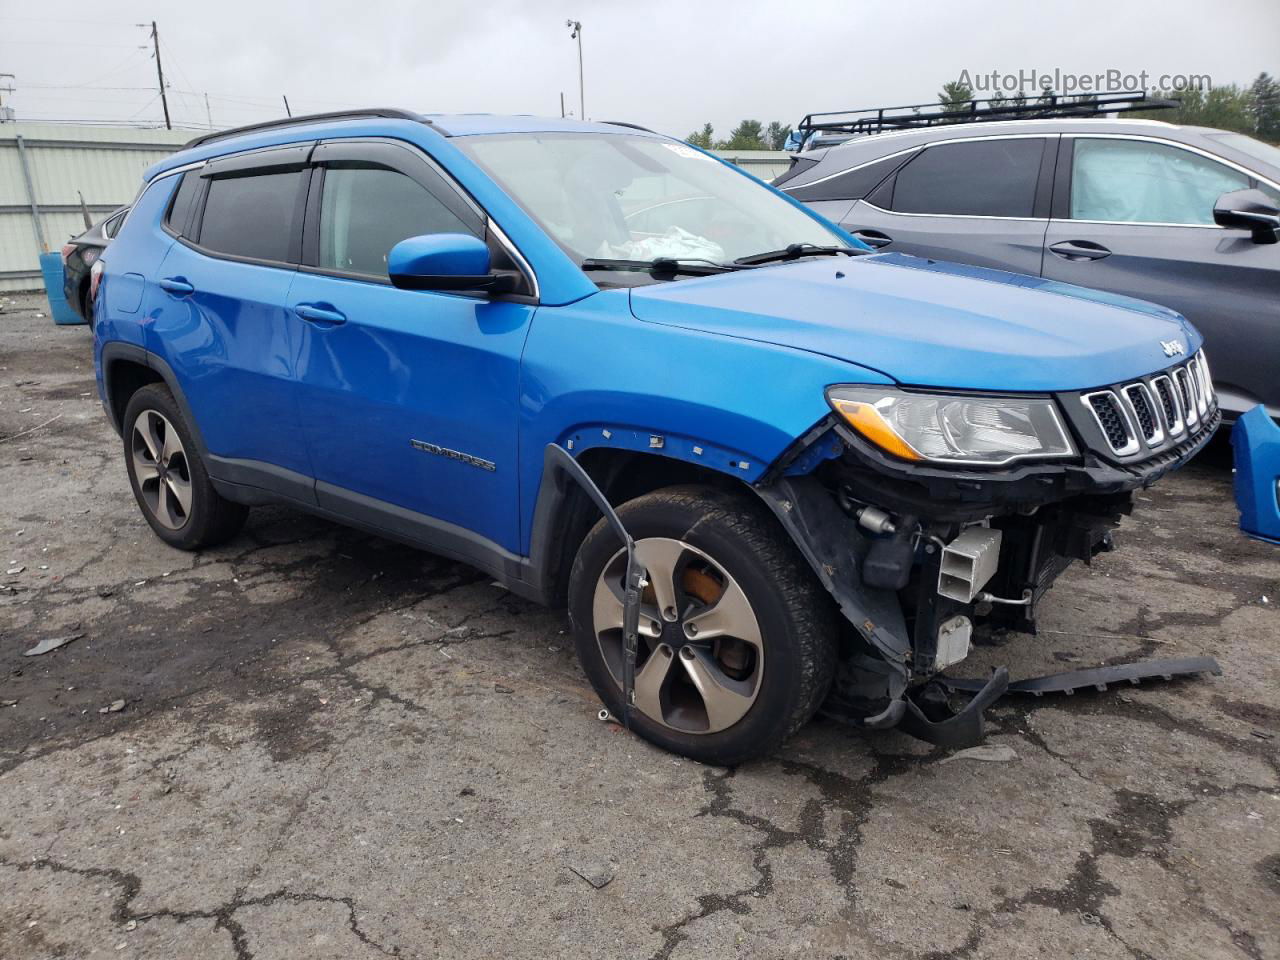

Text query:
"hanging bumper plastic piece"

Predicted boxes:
[[1232, 405, 1280, 546], [545, 444, 648, 728]]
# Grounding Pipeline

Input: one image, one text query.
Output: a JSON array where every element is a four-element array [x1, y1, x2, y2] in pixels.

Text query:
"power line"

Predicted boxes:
[[24, 48, 151, 90], [26, 84, 157, 92], [1, 39, 148, 48], [126, 92, 162, 122], [0, 15, 141, 26]]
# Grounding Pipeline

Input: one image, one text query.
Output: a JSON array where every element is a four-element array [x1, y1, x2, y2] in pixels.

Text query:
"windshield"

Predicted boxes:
[[1205, 132, 1280, 172], [459, 132, 847, 276]]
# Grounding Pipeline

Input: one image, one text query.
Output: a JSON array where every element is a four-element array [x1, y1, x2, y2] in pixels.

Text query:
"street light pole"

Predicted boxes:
[[566, 19, 583, 120]]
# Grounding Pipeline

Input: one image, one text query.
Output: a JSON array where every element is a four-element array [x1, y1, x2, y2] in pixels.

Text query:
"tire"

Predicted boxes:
[[122, 383, 248, 550], [568, 485, 838, 765]]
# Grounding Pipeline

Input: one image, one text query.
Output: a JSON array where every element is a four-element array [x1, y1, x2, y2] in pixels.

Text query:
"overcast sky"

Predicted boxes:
[[2, 0, 1277, 138]]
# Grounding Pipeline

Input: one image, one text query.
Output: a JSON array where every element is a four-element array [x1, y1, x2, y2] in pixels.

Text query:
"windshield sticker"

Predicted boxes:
[[662, 142, 712, 161]]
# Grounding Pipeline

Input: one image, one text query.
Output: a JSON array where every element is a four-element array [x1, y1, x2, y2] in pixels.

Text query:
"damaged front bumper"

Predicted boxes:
[[757, 406, 1220, 749], [1232, 404, 1280, 545]]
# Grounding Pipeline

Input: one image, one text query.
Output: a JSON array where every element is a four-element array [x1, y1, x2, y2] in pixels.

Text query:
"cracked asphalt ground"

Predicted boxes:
[[1, 291, 1278, 960]]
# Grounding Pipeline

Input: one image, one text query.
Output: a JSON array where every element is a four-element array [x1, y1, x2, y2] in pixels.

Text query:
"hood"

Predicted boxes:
[[628, 253, 1199, 392]]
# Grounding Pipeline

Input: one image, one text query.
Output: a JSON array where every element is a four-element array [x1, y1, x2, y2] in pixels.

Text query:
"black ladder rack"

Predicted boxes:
[[797, 90, 1179, 140]]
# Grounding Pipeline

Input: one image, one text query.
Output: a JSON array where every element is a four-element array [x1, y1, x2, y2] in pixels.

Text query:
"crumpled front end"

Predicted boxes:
[[757, 352, 1222, 747]]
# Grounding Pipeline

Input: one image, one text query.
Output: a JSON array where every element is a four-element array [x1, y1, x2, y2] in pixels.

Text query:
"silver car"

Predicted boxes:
[[777, 118, 1280, 421]]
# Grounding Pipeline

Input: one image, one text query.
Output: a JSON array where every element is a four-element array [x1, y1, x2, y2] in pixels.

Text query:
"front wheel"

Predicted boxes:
[[568, 486, 838, 765]]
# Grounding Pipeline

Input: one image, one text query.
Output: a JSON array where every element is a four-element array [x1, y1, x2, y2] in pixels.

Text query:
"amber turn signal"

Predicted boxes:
[[830, 398, 923, 462]]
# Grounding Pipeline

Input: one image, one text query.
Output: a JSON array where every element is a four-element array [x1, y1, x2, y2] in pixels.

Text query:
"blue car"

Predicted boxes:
[[93, 109, 1218, 764]]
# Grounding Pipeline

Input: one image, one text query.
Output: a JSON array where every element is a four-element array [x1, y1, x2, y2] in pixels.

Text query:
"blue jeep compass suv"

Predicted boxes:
[[93, 109, 1218, 764]]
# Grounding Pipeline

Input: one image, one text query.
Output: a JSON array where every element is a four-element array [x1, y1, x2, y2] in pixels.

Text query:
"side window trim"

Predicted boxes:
[[310, 138, 484, 233], [1032, 133, 1060, 219], [184, 155, 311, 268], [300, 136, 538, 299], [1050, 136, 1074, 220], [1056, 134, 1271, 228], [779, 147, 919, 202], [158, 162, 206, 240], [861, 134, 1051, 221], [301, 150, 481, 285]]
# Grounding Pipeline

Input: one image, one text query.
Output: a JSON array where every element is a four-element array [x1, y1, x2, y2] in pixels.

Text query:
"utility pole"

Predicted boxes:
[[560, 91, 565, 118], [149, 21, 171, 130], [0, 73, 15, 123], [204, 92, 213, 130], [566, 20, 583, 121], [282, 95, 292, 117]]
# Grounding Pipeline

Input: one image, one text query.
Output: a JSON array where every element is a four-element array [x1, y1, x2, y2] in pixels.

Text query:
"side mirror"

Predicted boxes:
[[1213, 189, 1280, 245], [387, 233, 514, 292]]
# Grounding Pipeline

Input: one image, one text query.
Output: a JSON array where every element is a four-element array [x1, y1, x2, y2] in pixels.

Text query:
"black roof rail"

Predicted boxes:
[[181, 108, 433, 151], [600, 120, 657, 134], [796, 90, 1180, 140]]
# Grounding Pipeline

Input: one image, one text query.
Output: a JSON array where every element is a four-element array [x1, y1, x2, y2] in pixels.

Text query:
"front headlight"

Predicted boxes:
[[827, 386, 1076, 466]]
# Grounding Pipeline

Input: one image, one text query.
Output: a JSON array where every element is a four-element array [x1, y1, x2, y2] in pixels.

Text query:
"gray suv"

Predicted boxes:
[[777, 118, 1280, 421]]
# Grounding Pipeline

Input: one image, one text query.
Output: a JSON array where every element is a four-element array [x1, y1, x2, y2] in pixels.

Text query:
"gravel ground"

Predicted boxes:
[[1, 291, 1277, 959]]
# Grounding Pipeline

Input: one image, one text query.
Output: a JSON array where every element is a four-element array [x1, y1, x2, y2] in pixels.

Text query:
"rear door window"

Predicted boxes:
[[196, 170, 304, 263], [1069, 138, 1250, 225], [888, 138, 1045, 217], [316, 165, 477, 277]]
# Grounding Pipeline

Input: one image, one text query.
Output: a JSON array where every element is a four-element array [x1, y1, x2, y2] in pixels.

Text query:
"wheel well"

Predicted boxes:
[[540, 448, 747, 606], [106, 359, 163, 431]]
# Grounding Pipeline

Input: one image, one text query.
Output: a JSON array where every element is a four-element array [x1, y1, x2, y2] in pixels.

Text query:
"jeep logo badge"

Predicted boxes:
[[1160, 339, 1185, 357]]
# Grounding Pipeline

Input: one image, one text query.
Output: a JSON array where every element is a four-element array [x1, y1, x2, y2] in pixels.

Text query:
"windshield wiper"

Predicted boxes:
[[579, 257, 737, 277], [733, 243, 862, 266]]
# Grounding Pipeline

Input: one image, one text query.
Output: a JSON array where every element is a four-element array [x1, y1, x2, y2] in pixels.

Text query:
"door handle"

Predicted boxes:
[[293, 303, 347, 325], [1048, 240, 1112, 262], [158, 277, 194, 295], [850, 229, 893, 249]]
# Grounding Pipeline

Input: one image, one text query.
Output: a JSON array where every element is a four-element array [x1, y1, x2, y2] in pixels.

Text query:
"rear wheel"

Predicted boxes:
[[122, 384, 247, 549], [569, 485, 838, 765]]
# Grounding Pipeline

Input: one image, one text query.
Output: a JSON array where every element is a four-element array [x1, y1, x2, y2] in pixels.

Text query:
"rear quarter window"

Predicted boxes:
[[784, 153, 914, 203], [103, 210, 128, 239], [163, 173, 201, 236]]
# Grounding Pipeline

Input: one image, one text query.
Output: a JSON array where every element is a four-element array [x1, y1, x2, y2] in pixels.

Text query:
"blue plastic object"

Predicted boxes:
[[388, 232, 490, 282], [1231, 405, 1280, 545], [39, 252, 84, 326]]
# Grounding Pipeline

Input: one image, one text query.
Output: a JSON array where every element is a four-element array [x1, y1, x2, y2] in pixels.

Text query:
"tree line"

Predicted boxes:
[[685, 120, 793, 151], [939, 73, 1279, 141], [687, 72, 1279, 151]]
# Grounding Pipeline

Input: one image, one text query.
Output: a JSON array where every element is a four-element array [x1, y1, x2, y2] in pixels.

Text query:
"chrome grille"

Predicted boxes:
[[1083, 391, 1139, 455], [1174, 367, 1199, 426], [1188, 357, 1209, 417], [1123, 383, 1162, 443], [1080, 352, 1215, 456], [1151, 375, 1184, 436]]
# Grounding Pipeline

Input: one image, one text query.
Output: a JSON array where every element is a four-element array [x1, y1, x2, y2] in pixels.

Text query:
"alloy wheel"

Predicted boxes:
[[591, 537, 764, 734], [131, 410, 193, 530]]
